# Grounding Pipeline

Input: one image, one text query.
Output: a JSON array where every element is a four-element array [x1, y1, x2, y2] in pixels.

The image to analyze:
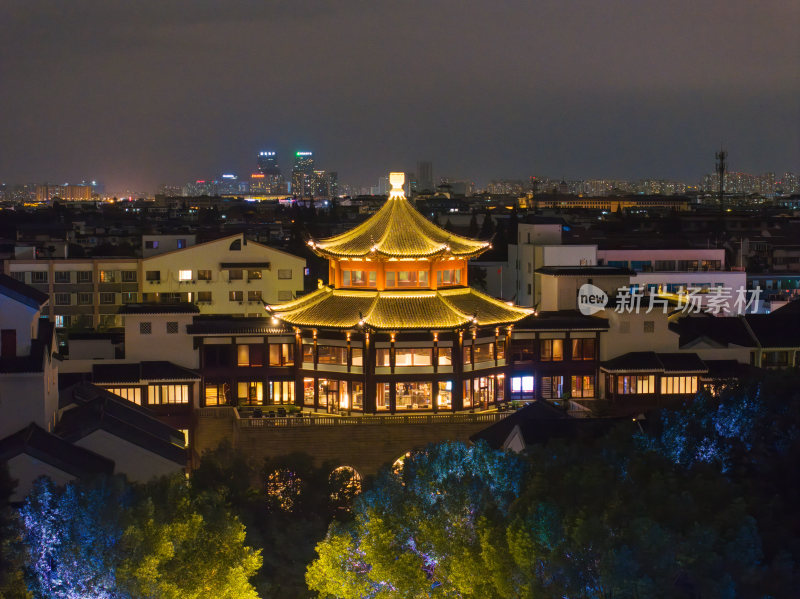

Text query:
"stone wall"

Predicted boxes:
[[193, 409, 503, 476]]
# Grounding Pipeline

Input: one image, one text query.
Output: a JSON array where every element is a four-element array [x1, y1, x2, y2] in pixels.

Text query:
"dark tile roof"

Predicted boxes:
[[771, 299, 800, 315], [535, 266, 635, 276], [702, 360, 758, 379], [219, 261, 271, 268], [601, 351, 708, 373], [186, 316, 289, 335], [657, 352, 708, 372], [92, 361, 200, 384], [0, 423, 114, 478], [0, 318, 54, 373], [669, 314, 757, 348], [514, 310, 609, 330], [470, 400, 567, 449], [68, 332, 122, 341], [514, 418, 623, 448], [744, 313, 800, 348], [0, 273, 49, 309], [519, 216, 566, 225], [470, 401, 623, 450], [58, 383, 187, 466], [118, 303, 199, 314]]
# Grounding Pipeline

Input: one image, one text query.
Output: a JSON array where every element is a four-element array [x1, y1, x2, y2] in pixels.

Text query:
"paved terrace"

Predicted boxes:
[[194, 407, 507, 476]]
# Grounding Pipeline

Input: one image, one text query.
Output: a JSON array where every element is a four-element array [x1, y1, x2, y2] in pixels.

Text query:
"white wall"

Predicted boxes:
[[0, 373, 52, 438], [6, 454, 76, 502], [0, 296, 39, 357], [600, 310, 680, 360], [142, 235, 197, 258], [123, 313, 198, 368], [598, 248, 726, 268], [517, 223, 561, 245], [141, 234, 305, 316], [69, 339, 117, 360], [537, 245, 597, 268], [75, 430, 183, 483], [537, 274, 631, 312]]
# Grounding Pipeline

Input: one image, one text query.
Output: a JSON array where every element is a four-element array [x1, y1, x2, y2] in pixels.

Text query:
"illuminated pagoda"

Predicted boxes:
[[268, 172, 530, 413]]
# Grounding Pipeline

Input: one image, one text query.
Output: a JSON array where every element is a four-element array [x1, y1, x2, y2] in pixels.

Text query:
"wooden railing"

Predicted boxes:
[[232, 411, 506, 428], [196, 407, 236, 418]]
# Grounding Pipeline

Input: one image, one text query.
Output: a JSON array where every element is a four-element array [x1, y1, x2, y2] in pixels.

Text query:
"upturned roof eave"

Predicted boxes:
[[310, 245, 491, 261]]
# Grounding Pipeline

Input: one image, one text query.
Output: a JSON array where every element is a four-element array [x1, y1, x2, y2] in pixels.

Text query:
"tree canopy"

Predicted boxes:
[[18, 474, 261, 599], [308, 372, 800, 599]]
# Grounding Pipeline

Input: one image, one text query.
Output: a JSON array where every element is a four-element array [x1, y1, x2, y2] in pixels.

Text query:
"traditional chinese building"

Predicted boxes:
[[267, 172, 530, 413]]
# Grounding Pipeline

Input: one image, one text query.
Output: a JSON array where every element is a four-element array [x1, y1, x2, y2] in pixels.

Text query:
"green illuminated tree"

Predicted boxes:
[[307, 437, 768, 598], [0, 463, 30, 599], [19, 474, 261, 599], [117, 475, 261, 599], [306, 441, 529, 598], [190, 443, 360, 598]]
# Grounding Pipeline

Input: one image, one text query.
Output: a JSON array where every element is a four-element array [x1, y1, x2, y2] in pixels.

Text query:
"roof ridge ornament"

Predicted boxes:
[[388, 172, 406, 200]]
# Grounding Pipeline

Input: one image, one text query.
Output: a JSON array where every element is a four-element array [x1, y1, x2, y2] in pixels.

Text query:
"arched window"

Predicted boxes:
[[229, 239, 242, 251]]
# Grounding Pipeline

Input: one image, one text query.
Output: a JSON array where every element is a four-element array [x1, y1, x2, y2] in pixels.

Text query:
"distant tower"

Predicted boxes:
[[715, 149, 727, 212], [417, 161, 433, 192], [257, 151, 285, 194], [257, 151, 279, 175], [292, 151, 314, 196]]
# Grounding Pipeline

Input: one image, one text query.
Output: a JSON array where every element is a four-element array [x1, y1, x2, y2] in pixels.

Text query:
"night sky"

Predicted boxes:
[[1, 0, 798, 191]]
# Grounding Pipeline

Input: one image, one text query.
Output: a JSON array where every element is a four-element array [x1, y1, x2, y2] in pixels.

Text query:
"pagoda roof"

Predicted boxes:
[[309, 193, 490, 259], [269, 285, 531, 330]]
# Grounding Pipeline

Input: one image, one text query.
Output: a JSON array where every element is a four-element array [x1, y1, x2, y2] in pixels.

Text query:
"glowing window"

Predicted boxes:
[[178, 270, 192, 281]]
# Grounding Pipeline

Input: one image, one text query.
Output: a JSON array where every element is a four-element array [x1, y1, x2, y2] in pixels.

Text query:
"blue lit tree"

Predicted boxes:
[[306, 441, 529, 598], [307, 435, 771, 598], [0, 462, 30, 598], [20, 475, 131, 599], [643, 371, 800, 596], [18, 474, 262, 599]]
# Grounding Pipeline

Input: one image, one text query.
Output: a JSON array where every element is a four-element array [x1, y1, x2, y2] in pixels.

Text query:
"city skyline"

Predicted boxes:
[[1, 0, 797, 191]]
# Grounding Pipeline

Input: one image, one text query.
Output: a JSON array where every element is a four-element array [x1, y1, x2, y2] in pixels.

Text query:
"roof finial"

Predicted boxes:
[[388, 172, 405, 200]]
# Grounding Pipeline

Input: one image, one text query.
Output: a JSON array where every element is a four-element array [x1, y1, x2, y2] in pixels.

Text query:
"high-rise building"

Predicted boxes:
[[256, 151, 285, 194], [291, 151, 314, 196], [328, 171, 338, 198], [417, 161, 433, 192], [257, 151, 279, 174], [217, 173, 239, 195], [310, 170, 339, 198], [36, 184, 92, 203]]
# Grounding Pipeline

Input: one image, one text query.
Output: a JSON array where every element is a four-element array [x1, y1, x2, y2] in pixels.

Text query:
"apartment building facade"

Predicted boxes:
[[4, 234, 306, 331]]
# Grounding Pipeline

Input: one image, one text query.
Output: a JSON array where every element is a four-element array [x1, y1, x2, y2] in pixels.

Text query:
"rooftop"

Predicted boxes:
[[58, 383, 187, 465], [92, 361, 200, 384], [0, 423, 114, 479], [270, 285, 531, 330], [309, 173, 490, 259], [118, 302, 200, 315], [601, 351, 708, 373], [0, 273, 49, 309], [535, 266, 635, 276]]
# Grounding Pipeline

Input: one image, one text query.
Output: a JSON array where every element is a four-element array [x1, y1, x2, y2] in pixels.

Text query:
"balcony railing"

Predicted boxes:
[[237, 412, 505, 427], [195, 407, 505, 427]]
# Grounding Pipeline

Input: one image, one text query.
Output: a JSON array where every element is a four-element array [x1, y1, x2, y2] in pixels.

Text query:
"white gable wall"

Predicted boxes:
[[0, 295, 39, 357], [74, 429, 184, 483], [6, 454, 76, 502]]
